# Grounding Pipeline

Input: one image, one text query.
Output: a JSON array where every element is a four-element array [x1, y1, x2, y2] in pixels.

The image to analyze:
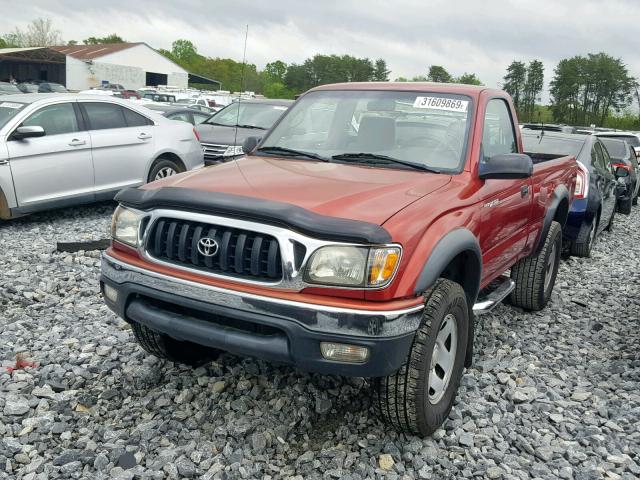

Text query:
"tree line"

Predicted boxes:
[[2, 18, 639, 127]]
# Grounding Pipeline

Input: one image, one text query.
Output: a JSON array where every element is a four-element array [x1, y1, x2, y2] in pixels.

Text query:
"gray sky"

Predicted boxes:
[[3, 0, 640, 105]]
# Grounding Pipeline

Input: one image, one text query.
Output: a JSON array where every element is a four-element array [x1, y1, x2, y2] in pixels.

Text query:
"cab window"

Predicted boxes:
[[482, 99, 517, 160], [22, 103, 79, 136]]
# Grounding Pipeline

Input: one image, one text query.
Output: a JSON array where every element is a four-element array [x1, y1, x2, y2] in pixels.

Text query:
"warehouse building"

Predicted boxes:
[[51, 43, 188, 90], [0, 43, 196, 90]]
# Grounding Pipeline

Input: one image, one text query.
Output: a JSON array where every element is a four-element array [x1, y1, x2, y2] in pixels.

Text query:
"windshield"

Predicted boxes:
[[0, 83, 22, 94], [0, 101, 27, 129], [602, 134, 640, 148], [599, 138, 629, 159], [522, 133, 585, 157], [257, 90, 473, 172], [206, 102, 289, 129]]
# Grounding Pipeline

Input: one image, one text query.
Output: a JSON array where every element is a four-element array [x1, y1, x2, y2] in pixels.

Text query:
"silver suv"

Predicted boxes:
[[0, 94, 204, 220]]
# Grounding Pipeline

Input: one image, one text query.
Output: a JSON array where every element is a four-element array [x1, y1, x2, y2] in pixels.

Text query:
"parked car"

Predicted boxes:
[[101, 83, 577, 437], [174, 98, 218, 114], [143, 104, 210, 125], [598, 137, 639, 212], [0, 82, 23, 95], [595, 131, 640, 157], [0, 93, 204, 220], [142, 93, 177, 103], [36, 82, 68, 93], [120, 90, 141, 99], [196, 98, 293, 164], [522, 131, 619, 257]]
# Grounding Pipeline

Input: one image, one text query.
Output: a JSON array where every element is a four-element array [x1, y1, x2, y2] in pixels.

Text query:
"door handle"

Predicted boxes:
[[68, 139, 86, 146], [0, 159, 8, 165], [138, 133, 152, 140], [521, 185, 529, 197]]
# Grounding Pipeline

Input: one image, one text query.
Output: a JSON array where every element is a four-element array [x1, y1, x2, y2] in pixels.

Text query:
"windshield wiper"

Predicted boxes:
[[256, 146, 329, 161], [204, 121, 228, 126], [331, 153, 441, 173], [236, 124, 266, 130]]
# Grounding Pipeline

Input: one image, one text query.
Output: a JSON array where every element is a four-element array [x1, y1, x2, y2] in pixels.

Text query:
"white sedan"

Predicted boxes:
[[0, 93, 204, 220]]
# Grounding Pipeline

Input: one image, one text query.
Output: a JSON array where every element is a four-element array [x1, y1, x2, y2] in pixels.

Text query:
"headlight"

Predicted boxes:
[[305, 245, 401, 288], [111, 206, 144, 247], [222, 145, 244, 157]]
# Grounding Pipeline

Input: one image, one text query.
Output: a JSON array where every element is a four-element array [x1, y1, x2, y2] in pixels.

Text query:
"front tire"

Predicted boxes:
[[373, 279, 469, 437], [131, 321, 218, 367], [510, 220, 561, 311], [147, 158, 183, 183]]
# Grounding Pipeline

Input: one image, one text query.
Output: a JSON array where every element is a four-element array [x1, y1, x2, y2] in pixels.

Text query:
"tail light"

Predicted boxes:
[[192, 128, 200, 142], [612, 163, 631, 173], [574, 162, 589, 199]]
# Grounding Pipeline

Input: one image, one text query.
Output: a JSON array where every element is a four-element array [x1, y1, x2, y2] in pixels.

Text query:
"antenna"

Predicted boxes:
[[233, 24, 249, 157]]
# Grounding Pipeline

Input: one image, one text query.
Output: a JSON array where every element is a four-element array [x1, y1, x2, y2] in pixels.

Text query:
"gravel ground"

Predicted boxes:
[[1, 203, 639, 480]]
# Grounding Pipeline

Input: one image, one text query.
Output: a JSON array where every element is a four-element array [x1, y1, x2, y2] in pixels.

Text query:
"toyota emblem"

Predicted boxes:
[[197, 237, 219, 257]]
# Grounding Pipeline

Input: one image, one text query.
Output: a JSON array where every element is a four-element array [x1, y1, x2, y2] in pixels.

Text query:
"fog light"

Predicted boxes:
[[320, 342, 369, 363], [103, 284, 119, 303]]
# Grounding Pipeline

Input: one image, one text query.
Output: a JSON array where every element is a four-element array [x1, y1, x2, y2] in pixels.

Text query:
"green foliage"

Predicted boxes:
[[503, 61, 527, 110], [264, 60, 288, 83], [456, 72, 482, 85], [603, 111, 640, 130], [427, 65, 453, 83], [373, 59, 390, 81], [83, 34, 125, 45], [550, 52, 635, 126], [263, 82, 293, 99], [0, 37, 6, 48], [503, 60, 544, 122], [2, 18, 62, 47], [67, 40, 78, 46]]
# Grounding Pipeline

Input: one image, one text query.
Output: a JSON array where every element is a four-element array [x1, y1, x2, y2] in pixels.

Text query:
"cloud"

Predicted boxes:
[[3, 0, 640, 103]]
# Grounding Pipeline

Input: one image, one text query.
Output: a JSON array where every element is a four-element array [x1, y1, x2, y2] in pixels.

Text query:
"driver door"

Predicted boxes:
[[7, 101, 94, 209], [478, 99, 533, 281]]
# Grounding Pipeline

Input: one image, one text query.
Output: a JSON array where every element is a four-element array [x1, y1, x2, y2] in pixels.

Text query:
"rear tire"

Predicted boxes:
[[373, 279, 469, 437], [570, 218, 596, 258], [618, 196, 632, 215], [147, 158, 183, 183], [510, 221, 561, 311], [131, 321, 218, 367]]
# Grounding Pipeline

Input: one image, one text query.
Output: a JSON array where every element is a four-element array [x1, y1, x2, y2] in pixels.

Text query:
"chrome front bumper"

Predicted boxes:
[[101, 253, 423, 338]]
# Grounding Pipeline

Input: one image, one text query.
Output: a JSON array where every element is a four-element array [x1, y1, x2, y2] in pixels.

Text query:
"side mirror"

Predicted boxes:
[[479, 153, 533, 180], [13, 126, 46, 140], [242, 136, 261, 154], [615, 166, 629, 178]]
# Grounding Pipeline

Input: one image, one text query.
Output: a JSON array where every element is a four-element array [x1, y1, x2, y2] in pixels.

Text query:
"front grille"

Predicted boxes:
[[201, 142, 228, 160], [146, 217, 283, 282]]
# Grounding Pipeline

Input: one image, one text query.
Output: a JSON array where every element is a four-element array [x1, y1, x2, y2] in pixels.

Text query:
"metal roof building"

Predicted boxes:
[[0, 43, 190, 90], [50, 43, 189, 90]]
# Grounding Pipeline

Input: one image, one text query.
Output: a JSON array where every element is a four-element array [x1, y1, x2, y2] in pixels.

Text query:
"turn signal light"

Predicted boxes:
[[320, 342, 369, 363], [368, 248, 400, 286]]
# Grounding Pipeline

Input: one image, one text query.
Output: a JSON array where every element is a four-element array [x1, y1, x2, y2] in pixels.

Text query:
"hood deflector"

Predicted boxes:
[[116, 187, 392, 244]]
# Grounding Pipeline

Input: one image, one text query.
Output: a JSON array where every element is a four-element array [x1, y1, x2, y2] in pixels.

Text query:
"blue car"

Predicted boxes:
[[522, 131, 617, 257]]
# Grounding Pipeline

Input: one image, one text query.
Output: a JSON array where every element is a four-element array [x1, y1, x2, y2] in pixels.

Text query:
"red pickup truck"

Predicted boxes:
[[101, 83, 577, 436]]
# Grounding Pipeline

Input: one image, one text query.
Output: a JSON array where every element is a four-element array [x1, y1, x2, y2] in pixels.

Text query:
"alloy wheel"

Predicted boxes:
[[428, 313, 458, 404], [155, 167, 177, 180]]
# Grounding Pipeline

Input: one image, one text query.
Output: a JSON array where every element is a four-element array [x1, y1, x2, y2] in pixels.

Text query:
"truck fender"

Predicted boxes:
[[413, 227, 482, 368], [533, 185, 569, 255], [413, 227, 482, 303]]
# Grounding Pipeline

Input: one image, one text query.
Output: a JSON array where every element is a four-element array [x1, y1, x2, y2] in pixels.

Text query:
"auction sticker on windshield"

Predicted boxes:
[[0, 102, 24, 109], [413, 97, 468, 113]]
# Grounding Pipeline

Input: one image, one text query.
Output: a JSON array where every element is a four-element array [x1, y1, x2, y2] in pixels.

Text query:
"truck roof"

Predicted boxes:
[[309, 81, 502, 99]]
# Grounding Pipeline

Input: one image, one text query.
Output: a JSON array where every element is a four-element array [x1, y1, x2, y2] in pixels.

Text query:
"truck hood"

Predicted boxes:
[[195, 123, 260, 145], [147, 156, 451, 226]]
